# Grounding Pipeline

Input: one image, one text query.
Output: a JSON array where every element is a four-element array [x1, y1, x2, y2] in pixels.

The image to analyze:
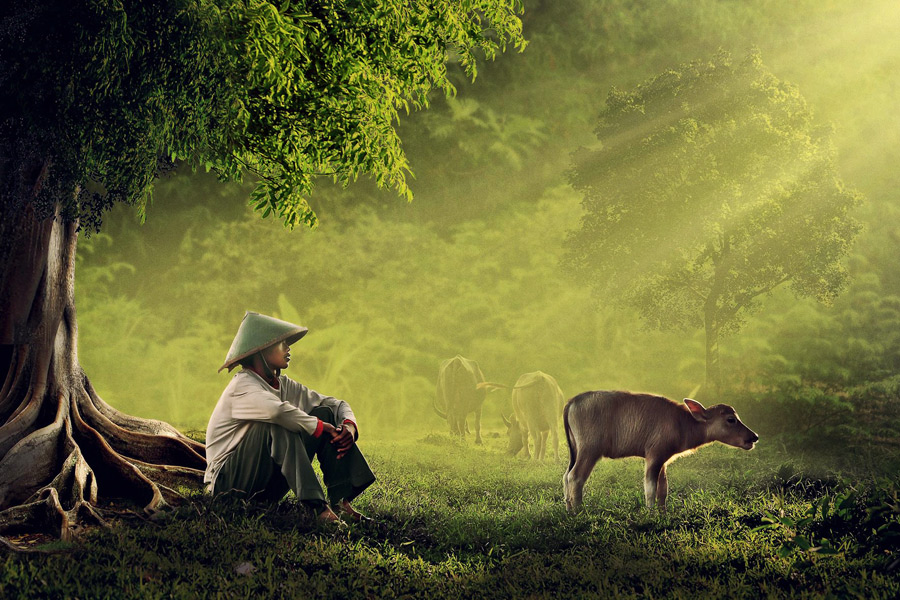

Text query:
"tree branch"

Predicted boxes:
[[720, 275, 792, 324], [676, 276, 707, 302]]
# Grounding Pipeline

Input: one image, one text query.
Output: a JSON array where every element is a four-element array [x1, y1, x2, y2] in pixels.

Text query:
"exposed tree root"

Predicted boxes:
[[0, 381, 45, 458], [87, 378, 204, 452], [78, 380, 205, 468], [0, 378, 207, 552], [0, 203, 208, 552], [0, 372, 208, 551]]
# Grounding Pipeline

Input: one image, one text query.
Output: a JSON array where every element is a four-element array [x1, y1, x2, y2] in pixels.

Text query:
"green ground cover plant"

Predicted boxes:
[[2, 434, 897, 599]]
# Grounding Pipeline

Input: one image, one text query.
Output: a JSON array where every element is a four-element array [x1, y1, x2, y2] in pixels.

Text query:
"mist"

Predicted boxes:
[[75, 0, 900, 460]]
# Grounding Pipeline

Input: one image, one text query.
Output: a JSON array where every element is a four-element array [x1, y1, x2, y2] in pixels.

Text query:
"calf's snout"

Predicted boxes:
[[743, 430, 759, 449]]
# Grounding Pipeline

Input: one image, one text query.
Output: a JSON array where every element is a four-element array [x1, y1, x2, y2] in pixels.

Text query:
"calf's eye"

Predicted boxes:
[[726, 417, 737, 425]]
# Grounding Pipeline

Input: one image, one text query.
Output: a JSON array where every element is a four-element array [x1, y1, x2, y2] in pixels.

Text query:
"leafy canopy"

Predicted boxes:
[[564, 50, 861, 337], [0, 0, 525, 231]]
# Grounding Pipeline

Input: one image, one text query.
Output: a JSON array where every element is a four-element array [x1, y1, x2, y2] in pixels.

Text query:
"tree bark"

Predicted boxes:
[[702, 237, 730, 398], [0, 202, 206, 551], [704, 312, 721, 397], [703, 266, 722, 397]]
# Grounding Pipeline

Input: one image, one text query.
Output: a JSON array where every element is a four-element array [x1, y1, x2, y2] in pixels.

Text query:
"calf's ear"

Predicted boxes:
[[684, 398, 708, 422]]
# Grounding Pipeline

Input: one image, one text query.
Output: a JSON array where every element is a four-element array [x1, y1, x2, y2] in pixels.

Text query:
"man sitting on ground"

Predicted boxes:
[[204, 311, 375, 523]]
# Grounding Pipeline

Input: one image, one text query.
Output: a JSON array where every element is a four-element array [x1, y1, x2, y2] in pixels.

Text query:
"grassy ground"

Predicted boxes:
[[1, 431, 898, 599]]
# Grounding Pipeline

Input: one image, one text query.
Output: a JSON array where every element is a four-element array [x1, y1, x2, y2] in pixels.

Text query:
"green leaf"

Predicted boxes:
[[794, 536, 811, 551], [776, 544, 795, 559]]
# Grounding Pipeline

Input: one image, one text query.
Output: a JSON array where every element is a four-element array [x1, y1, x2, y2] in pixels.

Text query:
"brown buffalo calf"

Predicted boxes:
[[563, 391, 758, 512]]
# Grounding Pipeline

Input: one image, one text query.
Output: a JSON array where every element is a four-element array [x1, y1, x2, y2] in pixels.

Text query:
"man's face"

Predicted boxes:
[[262, 340, 291, 370]]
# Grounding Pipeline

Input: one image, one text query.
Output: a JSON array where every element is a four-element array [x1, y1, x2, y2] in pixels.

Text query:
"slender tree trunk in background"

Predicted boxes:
[[0, 198, 206, 551], [702, 246, 729, 399], [704, 310, 721, 398]]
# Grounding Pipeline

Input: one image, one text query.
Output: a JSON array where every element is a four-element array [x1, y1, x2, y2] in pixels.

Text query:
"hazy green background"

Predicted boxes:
[[75, 0, 900, 458]]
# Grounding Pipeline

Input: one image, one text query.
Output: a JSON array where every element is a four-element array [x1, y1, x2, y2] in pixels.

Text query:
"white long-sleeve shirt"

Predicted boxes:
[[204, 369, 356, 491]]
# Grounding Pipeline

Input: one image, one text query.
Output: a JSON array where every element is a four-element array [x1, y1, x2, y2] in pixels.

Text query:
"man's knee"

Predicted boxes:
[[309, 405, 336, 425]]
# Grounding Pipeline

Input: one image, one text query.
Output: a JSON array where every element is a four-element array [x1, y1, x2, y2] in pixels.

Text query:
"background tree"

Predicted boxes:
[[564, 51, 862, 393], [0, 0, 524, 548]]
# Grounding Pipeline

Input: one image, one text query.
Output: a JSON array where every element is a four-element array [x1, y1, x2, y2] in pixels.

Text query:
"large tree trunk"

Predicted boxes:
[[0, 202, 206, 551]]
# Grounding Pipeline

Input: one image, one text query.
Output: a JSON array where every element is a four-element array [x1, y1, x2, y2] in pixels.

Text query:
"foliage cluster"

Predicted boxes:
[[757, 474, 900, 566], [563, 50, 861, 391], [0, 0, 524, 230], [1, 439, 898, 598]]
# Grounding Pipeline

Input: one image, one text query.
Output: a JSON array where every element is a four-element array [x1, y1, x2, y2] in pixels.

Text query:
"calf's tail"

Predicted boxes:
[[563, 401, 576, 473]]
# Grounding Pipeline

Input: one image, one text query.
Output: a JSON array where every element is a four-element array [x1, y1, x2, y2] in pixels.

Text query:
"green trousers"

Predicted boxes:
[[212, 405, 375, 506]]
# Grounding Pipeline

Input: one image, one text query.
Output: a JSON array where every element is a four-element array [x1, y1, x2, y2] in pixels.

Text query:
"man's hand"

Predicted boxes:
[[324, 423, 355, 459]]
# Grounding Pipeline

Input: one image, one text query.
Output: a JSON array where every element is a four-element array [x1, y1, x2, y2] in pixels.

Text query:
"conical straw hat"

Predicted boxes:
[[219, 311, 308, 372]]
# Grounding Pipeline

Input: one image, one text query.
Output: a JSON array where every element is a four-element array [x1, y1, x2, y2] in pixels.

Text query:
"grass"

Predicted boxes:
[[1, 431, 898, 599]]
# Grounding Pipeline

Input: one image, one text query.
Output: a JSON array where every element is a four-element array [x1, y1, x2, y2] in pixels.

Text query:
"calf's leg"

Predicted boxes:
[[656, 464, 669, 512], [564, 450, 599, 513], [643, 458, 665, 510]]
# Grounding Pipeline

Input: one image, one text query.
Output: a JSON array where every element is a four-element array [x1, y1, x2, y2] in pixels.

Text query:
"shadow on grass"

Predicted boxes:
[[2, 436, 898, 599]]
